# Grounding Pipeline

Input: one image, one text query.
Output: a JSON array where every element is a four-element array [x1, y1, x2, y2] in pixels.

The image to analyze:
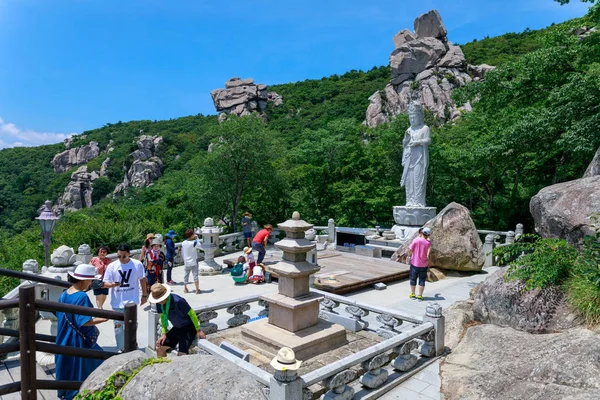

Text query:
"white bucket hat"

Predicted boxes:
[[148, 283, 172, 304], [270, 347, 302, 371], [151, 234, 164, 246], [68, 264, 101, 280]]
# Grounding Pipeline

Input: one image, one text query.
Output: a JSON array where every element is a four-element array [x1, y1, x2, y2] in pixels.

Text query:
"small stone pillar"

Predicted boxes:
[[75, 244, 93, 264], [505, 231, 515, 245], [422, 302, 445, 356], [269, 348, 303, 400], [327, 218, 335, 244], [198, 217, 223, 275], [515, 223, 524, 239], [146, 303, 160, 355], [483, 234, 494, 267], [22, 259, 40, 277]]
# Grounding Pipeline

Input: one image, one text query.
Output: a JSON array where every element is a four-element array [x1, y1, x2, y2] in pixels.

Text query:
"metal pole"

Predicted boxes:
[[19, 285, 37, 400], [123, 303, 137, 353]]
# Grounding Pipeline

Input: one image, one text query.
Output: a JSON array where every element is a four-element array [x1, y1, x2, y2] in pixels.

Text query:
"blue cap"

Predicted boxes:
[[422, 227, 432, 236], [166, 230, 177, 238]]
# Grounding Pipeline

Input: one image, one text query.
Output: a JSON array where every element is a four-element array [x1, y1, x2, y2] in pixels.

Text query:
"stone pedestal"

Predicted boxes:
[[391, 206, 436, 242], [242, 212, 347, 360], [198, 217, 223, 275]]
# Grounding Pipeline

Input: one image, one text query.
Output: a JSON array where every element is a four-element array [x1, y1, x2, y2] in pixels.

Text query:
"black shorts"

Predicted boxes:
[[163, 325, 196, 354], [409, 265, 428, 287], [243, 231, 252, 238], [93, 288, 108, 296]]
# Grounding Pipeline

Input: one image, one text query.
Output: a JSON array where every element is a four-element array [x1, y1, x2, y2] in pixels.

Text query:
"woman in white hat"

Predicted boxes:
[[55, 264, 109, 400], [149, 283, 206, 356], [144, 235, 166, 292]]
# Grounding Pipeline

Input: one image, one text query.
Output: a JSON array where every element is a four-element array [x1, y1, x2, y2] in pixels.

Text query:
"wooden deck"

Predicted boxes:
[[312, 251, 410, 294], [0, 359, 56, 400]]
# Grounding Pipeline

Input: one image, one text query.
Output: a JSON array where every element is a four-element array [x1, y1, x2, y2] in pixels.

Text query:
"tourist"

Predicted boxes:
[[181, 228, 200, 294], [243, 246, 256, 269], [139, 233, 156, 261], [252, 224, 273, 264], [248, 262, 265, 284], [144, 235, 165, 291], [231, 255, 249, 284], [56, 264, 108, 400], [89, 245, 111, 309], [408, 227, 432, 301], [149, 283, 206, 356], [241, 212, 253, 247], [103, 244, 148, 351], [164, 229, 177, 285]]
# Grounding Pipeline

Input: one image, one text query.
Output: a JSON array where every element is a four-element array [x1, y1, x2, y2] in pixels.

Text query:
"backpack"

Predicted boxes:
[[231, 263, 244, 277]]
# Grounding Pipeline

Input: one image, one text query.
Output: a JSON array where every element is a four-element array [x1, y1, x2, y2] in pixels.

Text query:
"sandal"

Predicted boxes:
[[184, 287, 189, 293], [195, 289, 201, 294]]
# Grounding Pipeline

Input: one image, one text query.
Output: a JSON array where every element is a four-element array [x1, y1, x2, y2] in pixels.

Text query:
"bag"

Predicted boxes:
[[64, 313, 99, 346], [230, 263, 244, 277]]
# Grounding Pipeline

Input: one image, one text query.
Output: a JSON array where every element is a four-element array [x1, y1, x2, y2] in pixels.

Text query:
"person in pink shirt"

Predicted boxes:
[[408, 227, 432, 301]]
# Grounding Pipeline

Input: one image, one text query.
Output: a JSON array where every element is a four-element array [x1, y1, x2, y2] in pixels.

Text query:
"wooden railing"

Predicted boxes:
[[0, 269, 138, 400]]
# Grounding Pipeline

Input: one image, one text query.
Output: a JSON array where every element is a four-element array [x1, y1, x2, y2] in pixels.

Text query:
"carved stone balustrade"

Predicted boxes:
[[376, 314, 402, 338], [198, 310, 218, 334], [321, 297, 340, 313], [359, 353, 389, 389], [345, 305, 369, 330], [322, 369, 356, 400], [226, 303, 251, 327], [392, 340, 419, 371], [419, 330, 436, 357], [258, 299, 269, 318]]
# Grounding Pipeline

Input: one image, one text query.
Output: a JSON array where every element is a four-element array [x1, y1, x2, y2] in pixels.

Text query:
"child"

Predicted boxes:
[[248, 263, 265, 284], [145, 236, 166, 292], [231, 255, 249, 284], [244, 246, 256, 269], [408, 227, 432, 301]]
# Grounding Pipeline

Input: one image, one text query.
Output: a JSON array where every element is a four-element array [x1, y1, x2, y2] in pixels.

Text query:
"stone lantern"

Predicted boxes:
[[242, 211, 347, 360], [198, 217, 223, 275]]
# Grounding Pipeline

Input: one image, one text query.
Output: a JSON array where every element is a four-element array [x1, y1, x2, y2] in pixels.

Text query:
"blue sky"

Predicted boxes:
[[0, 0, 590, 149]]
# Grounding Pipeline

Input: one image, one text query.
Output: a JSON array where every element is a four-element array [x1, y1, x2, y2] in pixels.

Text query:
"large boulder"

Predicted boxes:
[[441, 324, 600, 399], [414, 9, 447, 39], [210, 78, 282, 121], [53, 166, 96, 214], [391, 202, 484, 271], [471, 269, 581, 333], [584, 146, 600, 177], [113, 135, 164, 198], [530, 176, 600, 246], [51, 141, 100, 173], [390, 37, 447, 84], [80, 350, 148, 394], [119, 355, 268, 399], [392, 29, 416, 49]]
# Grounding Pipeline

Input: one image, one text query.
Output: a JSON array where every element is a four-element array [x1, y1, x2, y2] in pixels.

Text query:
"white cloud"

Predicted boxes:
[[0, 117, 76, 150]]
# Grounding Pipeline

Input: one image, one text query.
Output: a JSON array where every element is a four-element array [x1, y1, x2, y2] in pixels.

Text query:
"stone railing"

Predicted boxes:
[[479, 223, 524, 267]]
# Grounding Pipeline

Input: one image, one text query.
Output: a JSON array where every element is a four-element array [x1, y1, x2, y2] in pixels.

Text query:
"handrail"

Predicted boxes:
[[35, 299, 124, 320], [0, 328, 55, 343], [0, 298, 20, 310], [192, 295, 261, 313], [310, 288, 423, 324], [0, 267, 70, 288], [301, 322, 433, 387], [36, 342, 118, 360]]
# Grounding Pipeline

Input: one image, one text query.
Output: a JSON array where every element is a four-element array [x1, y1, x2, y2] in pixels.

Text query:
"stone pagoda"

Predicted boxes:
[[242, 212, 347, 360]]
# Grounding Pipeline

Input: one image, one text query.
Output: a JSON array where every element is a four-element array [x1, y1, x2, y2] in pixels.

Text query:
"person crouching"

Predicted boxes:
[[149, 283, 206, 356]]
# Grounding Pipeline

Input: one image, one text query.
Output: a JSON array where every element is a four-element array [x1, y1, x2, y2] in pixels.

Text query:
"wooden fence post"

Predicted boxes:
[[123, 303, 137, 353], [19, 284, 37, 400]]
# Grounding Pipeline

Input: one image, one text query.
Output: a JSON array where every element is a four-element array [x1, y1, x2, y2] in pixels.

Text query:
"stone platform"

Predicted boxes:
[[393, 206, 437, 226], [241, 318, 348, 360]]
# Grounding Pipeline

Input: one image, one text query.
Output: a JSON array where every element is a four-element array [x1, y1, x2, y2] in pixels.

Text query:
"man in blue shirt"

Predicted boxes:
[[241, 212, 253, 247], [164, 230, 177, 285], [148, 283, 206, 356]]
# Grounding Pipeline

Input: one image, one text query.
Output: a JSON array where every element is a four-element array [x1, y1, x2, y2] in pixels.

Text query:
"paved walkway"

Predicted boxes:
[[34, 248, 498, 399]]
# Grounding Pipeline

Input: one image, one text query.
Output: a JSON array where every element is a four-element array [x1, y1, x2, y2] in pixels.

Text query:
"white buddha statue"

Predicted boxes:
[[401, 99, 431, 207]]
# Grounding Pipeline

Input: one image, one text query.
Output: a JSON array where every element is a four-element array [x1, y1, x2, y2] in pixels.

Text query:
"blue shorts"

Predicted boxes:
[[243, 231, 252, 238], [409, 265, 427, 287]]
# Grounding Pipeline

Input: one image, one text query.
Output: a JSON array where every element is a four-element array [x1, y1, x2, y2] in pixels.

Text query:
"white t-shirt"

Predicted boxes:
[[252, 265, 264, 277], [104, 259, 145, 309], [181, 239, 199, 267]]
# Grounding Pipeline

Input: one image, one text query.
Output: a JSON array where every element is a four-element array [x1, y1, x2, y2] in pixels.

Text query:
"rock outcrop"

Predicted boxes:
[[365, 10, 496, 127], [51, 141, 101, 173], [210, 77, 282, 121], [113, 135, 164, 198], [391, 202, 484, 271], [471, 269, 581, 333], [530, 175, 600, 246], [441, 324, 600, 400], [584, 146, 600, 178], [53, 166, 97, 214], [80, 352, 268, 399]]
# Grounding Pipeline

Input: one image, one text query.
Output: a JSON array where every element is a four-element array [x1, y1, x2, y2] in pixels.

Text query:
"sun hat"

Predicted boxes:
[[68, 264, 101, 280], [145, 233, 156, 240], [422, 227, 432, 236], [270, 347, 302, 371], [151, 234, 164, 246], [148, 283, 172, 304], [166, 229, 177, 238], [243, 247, 252, 255]]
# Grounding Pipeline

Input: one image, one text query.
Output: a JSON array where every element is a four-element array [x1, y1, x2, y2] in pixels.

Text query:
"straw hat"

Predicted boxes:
[[243, 247, 252, 255], [68, 264, 101, 280], [270, 347, 302, 371], [145, 233, 156, 240], [148, 283, 172, 304]]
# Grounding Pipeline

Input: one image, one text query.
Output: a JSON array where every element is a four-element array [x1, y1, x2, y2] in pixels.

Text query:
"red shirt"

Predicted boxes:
[[409, 237, 431, 268], [90, 256, 111, 278], [253, 229, 271, 245]]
